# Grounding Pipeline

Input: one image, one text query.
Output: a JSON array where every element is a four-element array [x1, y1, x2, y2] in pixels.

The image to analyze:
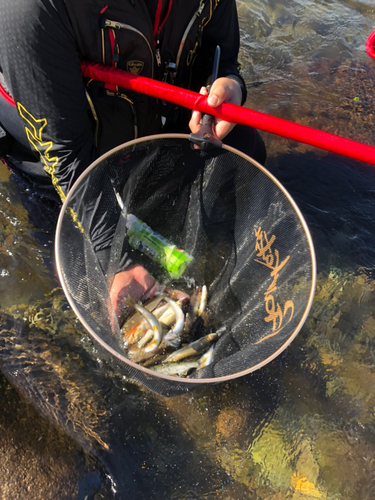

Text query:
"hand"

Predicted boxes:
[[189, 76, 243, 142], [109, 264, 163, 321], [109, 264, 190, 324]]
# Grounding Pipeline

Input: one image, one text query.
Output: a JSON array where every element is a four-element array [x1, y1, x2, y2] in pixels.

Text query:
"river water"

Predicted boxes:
[[1, 0, 375, 499]]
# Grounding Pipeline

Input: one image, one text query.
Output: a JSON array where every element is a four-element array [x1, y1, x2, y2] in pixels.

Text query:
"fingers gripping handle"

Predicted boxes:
[[190, 46, 223, 150]]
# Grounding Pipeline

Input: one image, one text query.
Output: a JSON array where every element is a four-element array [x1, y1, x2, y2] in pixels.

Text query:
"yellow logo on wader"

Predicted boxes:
[[126, 61, 144, 74], [17, 103, 62, 191], [17, 102, 86, 230]]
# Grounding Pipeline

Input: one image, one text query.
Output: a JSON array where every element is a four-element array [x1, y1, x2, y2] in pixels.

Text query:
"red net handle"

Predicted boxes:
[[366, 30, 375, 60], [81, 61, 375, 165]]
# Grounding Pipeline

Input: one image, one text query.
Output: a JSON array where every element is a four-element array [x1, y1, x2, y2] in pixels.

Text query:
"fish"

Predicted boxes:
[[137, 297, 186, 349], [158, 298, 187, 326], [136, 302, 171, 348], [161, 296, 186, 347], [123, 286, 214, 372], [121, 295, 165, 347], [196, 285, 207, 316], [153, 304, 170, 318], [124, 296, 163, 351], [141, 353, 170, 368], [180, 286, 210, 344], [127, 341, 171, 364], [121, 316, 151, 348], [142, 294, 165, 312], [180, 287, 202, 339], [162, 333, 218, 364], [150, 342, 215, 376], [137, 329, 154, 349], [190, 286, 203, 315], [150, 361, 200, 377], [197, 344, 215, 368]]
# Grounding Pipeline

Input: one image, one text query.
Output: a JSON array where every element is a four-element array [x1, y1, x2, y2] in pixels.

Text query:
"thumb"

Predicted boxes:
[[207, 83, 226, 107], [207, 93, 220, 106]]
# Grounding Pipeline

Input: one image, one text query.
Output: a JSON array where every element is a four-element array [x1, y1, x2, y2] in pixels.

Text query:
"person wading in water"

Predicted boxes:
[[0, 0, 266, 311]]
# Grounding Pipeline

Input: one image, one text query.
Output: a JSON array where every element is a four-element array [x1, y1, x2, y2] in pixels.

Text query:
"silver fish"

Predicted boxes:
[[136, 302, 171, 348], [141, 353, 170, 368], [163, 333, 218, 364], [197, 344, 215, 368], [137, 329, 154, 349], [152, 303, 170, 319], [137, 298, 184, 349], [121, 295, 165, 347], [125, 296, 163, 351], [150, 343, 215, 376], [127, 341, 170, 364], [196, 285, 207, 316], [181, 286, 209, 343], [191, 286, 203, 317], [150, 361, 199, 377], [162, 296, 186, 346]]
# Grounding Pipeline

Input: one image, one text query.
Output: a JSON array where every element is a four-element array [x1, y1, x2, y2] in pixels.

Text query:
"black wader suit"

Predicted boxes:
[[0, 0, 266, 256]]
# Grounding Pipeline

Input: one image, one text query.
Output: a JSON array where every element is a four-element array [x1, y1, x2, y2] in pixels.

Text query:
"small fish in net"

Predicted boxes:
[[120, 286, 218, 376]]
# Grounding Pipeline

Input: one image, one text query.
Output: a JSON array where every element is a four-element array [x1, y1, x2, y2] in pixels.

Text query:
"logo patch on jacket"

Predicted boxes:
[[127, 61, 144, 74]]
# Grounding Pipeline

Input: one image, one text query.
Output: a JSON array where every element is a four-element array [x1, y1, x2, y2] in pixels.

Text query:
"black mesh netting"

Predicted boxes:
[[56, 134, 315, 395]]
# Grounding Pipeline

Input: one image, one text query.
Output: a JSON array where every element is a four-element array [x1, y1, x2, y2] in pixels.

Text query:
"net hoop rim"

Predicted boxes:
[[55, 133, 317, 385]]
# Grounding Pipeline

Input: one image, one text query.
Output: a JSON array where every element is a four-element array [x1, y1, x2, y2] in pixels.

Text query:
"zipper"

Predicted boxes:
[[175, 0, 207, 71], [104, 19, 155, 78], [155, 39, 162, 67], [153, 0, 174, 67], [106, 90, 138, 139]]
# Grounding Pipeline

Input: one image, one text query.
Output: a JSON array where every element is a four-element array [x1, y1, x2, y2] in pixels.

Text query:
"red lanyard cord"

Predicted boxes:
[[153, 0, 173, 47]]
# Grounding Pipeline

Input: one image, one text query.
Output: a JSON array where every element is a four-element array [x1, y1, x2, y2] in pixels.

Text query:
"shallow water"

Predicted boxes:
[[1, 0, 375, 498]]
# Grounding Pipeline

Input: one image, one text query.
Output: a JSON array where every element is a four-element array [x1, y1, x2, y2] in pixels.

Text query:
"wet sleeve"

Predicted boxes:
[[198, 0, 247, 104], [0, 0, 96, 199]]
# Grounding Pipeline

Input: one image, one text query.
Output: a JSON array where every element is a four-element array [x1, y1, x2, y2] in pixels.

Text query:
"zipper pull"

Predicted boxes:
[[156, 48, 162, 66], [155, 38, 162, 66], [155, 37, 162, 66]]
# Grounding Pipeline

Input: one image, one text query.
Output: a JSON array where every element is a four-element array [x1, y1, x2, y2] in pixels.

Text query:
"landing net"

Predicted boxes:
[[55, 134, 316, 396]]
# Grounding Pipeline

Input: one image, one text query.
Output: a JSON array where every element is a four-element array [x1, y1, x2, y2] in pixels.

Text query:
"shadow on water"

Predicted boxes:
[[0, 370, 113, 499], [266, 151, 375, 273]]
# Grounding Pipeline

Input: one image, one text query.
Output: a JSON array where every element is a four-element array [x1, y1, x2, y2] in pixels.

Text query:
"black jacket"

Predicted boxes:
[[0, 0, 245, 199]]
